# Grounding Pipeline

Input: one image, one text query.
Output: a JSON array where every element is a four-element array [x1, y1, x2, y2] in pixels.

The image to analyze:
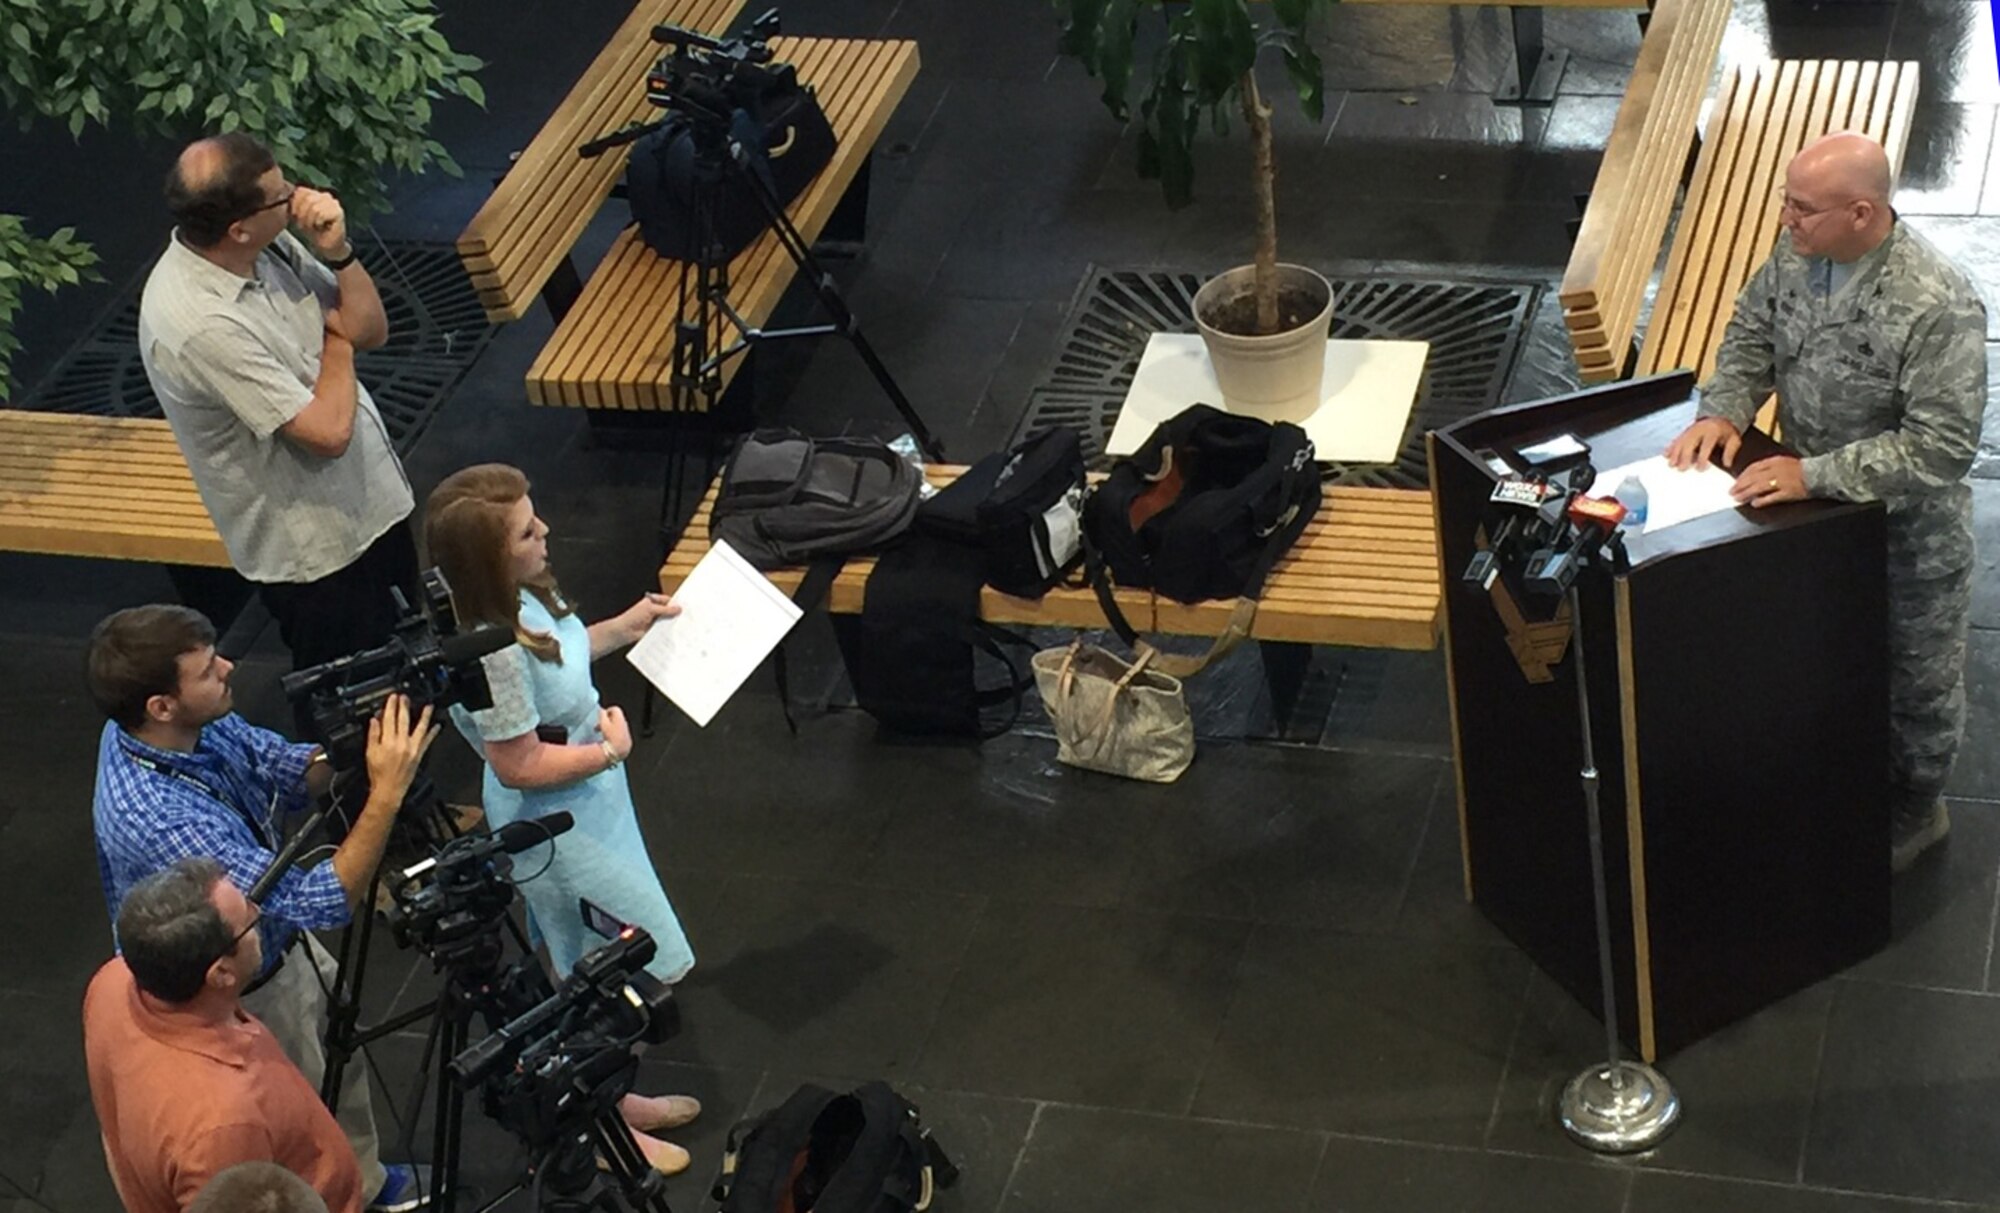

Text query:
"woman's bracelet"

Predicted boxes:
[[601, 739, 622, 770]]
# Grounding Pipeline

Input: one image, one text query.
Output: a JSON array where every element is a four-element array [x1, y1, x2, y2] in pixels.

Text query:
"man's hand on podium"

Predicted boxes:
[[1665, 416, 1743, 471], [1728, 455, 1807, 508]]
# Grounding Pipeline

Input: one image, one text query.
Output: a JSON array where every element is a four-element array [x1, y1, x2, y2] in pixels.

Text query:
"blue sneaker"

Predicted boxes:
[[368, 1164, 432, 1213]]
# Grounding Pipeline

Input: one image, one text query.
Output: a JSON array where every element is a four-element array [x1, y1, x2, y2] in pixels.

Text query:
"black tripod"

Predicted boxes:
[[313, 778, 542, 1210], [580, 93, 945, 536]]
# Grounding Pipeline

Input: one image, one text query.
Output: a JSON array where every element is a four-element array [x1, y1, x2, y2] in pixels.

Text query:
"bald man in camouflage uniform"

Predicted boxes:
[[1667, 132, 1988, 873]]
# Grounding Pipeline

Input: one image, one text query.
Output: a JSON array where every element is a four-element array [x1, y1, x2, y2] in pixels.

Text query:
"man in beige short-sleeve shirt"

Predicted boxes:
[[138, 132, 416, 681]]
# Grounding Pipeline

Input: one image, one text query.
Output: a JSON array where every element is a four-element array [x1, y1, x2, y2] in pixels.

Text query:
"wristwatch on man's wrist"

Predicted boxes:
[[322, 244, 358, 271]]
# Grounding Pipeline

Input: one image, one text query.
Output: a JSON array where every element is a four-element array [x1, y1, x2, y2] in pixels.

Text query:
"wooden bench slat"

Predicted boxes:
[[1637, 60, 1920, 384], [458, 0, 749, 322], [526, 38, 920, 410], [661, 467, 1442, 650], [0, 409, 230, 566]]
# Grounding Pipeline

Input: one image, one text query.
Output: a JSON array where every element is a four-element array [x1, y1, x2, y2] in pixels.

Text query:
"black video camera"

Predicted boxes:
[[388, 811, 577, 964], [280, 569, 512, 770], [643, 8, 783, 127]]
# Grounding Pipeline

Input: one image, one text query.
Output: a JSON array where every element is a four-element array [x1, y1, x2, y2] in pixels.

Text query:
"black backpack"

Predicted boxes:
[[915, 426, 1087, 599], [626, 58, 836, 266], [1083, 404, 1319, 604], [710, 430, 924, 571], [713, 1082, 957, 1213]]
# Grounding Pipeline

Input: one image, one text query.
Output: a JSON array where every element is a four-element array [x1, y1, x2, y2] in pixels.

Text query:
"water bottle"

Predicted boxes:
[[1614, 474, 1649, 530]]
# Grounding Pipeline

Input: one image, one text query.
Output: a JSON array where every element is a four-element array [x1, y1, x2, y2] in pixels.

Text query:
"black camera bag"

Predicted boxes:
[[712, 1081, 956, 1213], [915, 426, 1087, 599], [627, 58, 835, 265], [1083, 404, 1319, 605]]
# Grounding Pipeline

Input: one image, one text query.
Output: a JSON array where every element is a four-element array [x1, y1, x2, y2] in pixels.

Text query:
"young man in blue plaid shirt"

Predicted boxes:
[[89, 604, 437, 1212]]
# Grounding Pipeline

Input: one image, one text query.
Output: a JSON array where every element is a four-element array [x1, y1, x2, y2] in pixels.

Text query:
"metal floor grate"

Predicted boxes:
[[1013, 266, 1540, 487], [16, 237, 495, 456]]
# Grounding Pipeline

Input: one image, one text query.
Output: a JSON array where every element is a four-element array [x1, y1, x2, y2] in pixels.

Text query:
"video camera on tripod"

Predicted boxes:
[[450, 901, 681, 1207], [1461, 434, 1630, 598], [280, 569, 513, 771]]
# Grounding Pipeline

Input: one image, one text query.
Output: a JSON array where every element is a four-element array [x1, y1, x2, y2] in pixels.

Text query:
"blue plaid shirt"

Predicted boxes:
[[93, 715, 350, 976]]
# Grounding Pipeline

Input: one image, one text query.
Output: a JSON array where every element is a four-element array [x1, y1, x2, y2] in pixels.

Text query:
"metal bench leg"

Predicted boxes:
[[814, 155, 873, 257], [540, 253, 584, 324], [1259, 640, 1315, 738], [1496, 7, 1567, 106]]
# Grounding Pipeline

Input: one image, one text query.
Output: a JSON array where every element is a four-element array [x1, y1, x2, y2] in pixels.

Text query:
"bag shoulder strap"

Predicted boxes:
[[713, 1084, 840, 1210], [812, 1083, 932, 1213], [772, 554, 847, 735]]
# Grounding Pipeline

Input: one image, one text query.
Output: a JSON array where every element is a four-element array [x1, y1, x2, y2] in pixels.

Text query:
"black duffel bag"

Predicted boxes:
[[627, 58, 835, 265]]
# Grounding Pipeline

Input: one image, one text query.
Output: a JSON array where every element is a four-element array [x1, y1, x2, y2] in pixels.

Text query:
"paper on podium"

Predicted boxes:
[[1588, 455, 1740, 534], [627, 540, 803, 727]]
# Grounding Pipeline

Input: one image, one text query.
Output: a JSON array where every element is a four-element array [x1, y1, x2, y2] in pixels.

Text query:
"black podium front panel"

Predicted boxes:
[[1431, 372, 1890, 1059]]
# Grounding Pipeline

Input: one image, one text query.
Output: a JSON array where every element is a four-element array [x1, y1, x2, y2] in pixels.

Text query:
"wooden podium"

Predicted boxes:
[[1429, 372, 1890, 1060]]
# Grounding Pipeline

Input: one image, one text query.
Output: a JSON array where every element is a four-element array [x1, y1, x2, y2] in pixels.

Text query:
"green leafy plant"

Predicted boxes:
[[0, 215, 100, 402], [1, 0, 484, 217], [0, 0, 482, 397], [1053, 0, 1339, 332]]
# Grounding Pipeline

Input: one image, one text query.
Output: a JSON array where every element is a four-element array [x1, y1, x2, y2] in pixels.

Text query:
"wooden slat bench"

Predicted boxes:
[[1558, 0, 1734, 382], [0, 409, 227, 566], [525, 37, 918, 410], [1637, 59, 1920, 404], [455, 0, 748, 324], [661, 468, 1443, 663]]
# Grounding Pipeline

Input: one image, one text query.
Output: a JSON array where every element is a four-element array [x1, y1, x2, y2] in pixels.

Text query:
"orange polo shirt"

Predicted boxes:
[[81, 958, 362, 1213]]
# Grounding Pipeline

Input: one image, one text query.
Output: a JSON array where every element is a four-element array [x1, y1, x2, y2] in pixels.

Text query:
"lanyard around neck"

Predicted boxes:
[[124, 745, 273, 849]]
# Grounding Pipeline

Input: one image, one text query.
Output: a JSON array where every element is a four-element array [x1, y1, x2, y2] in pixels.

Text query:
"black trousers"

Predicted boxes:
[[259, 522, 422, 739]]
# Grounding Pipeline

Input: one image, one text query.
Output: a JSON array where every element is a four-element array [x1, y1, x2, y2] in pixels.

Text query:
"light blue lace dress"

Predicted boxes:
[[449, 591, 694, 982]]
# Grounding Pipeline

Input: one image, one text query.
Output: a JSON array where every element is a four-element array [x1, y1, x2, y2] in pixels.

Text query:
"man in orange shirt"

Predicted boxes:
[[84, 858, 362, 1213]]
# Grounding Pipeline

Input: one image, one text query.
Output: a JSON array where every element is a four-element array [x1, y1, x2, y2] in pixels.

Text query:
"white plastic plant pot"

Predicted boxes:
[[1191, 263, 1335, 420]]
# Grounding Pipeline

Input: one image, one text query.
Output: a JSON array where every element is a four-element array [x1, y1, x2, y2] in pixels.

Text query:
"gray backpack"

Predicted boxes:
[[709, 430, 924, 570]]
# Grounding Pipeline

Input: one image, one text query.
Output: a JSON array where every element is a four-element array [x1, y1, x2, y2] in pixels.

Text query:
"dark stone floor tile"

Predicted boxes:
[[0, 990, 94, 1187], [1193, 926, 1529, 1142], [914, 904, 1249, 1112], [1803, 979, 2000, 1202], [755, 1073, 1037, 1213], [1845, 799, 2000, 994], [29, 1096, 122, 1213], [1970, 480, 2000, 622], [633, 708, 898, 883], [998, 1105, 1322, 1213], [1540, 94, 1624, 154], [882, 0, 1062, 83], [1489, 971, 1832, 1183], [1506, 274, 1587, 406], [910, 77, 1120, 192], [1902, 215, 2000, 341], [1726, 0, 1896, 62], [1122, 747, 1439, 931], [859, 732, 1150, 908], [1320, 647, 1456, 756], [1887, 0, 2000, 105], [1391, 777, 1516, 950], [1316, 8, 1460, 91], [1628, 1171, 1987, 1213], [656, 876, 982, 1078], [1305, 1136, 1631, 1213], [1946, 628, 2000, 801], [979, 299, 1068, 428], [933, 188, 1180, 304], [1543, 10, 1647, 97], [0, 553, 175, 641], [1973, 347, 2000, 478], [1896, 101, 1997, 216]]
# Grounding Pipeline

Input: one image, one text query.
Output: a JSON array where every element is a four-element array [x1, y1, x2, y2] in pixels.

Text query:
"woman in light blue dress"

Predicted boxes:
[[424, 462, 699, 1174]]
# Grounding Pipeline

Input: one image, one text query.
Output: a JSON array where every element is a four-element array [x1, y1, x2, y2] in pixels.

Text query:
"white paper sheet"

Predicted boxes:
[[1587, 455, 1740, 534], [626, 540, 803, 727]]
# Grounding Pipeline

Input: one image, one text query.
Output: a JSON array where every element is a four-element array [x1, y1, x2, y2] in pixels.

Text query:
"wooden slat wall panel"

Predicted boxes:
[[1638, 60, 1920, 383], [659, 472, 1443, 652], [526, 38, 920, 409], [456, 0, 748, 323], [0, 410, 230, 566], [1559, 0, 1733, 383]]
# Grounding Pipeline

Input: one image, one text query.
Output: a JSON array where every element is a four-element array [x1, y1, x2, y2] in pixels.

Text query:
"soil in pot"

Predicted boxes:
[[1202, 285, 1329, 337]]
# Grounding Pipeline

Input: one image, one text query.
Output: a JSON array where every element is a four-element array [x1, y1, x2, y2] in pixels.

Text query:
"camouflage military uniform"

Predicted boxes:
[[1700, 220, 1987, 816]]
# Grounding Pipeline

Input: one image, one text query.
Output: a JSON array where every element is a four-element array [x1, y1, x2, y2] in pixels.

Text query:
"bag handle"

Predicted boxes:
[[1056, 643, 1158, 763]]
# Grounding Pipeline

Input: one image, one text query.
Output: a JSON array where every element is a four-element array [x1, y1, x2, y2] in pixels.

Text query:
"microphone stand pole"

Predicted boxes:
[[1556, 574, 1680, 1152]]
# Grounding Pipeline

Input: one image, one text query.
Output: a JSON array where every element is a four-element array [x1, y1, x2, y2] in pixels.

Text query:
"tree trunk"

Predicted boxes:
[[1240, 69, 1279, 335]]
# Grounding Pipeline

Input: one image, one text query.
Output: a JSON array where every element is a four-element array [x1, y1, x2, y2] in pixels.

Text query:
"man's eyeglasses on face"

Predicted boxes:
[[241, 186, 296, 221], [1776, 190, 1855, 221], [214, 906, 263, 966]]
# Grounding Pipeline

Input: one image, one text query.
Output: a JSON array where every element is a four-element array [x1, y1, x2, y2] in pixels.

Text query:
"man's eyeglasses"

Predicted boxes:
[[241, 186, 296, 220], [1776, 190, 1857, 221], [213, 906, 263, 966]]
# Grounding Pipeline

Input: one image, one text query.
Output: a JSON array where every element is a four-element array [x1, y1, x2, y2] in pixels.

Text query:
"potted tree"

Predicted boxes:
[[1053, 0, 1339, 417]]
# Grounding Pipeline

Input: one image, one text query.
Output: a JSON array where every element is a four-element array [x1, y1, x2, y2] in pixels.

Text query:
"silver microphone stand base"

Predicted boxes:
[[1559, 1060, 1681, 1153]]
